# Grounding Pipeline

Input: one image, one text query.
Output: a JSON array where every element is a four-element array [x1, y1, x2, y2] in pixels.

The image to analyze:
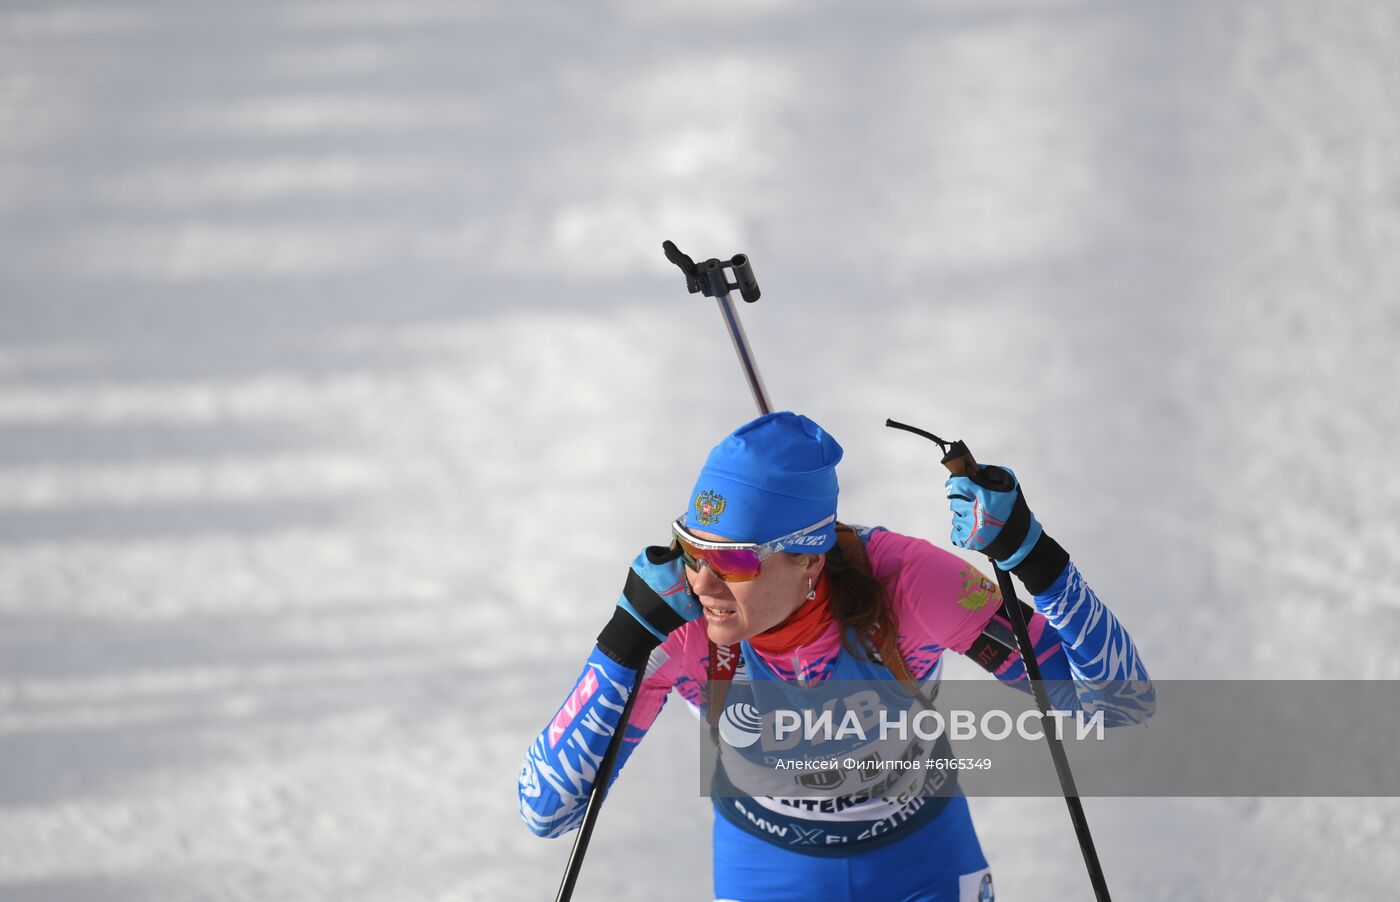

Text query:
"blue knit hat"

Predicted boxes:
[[683, 412, 843, 551]]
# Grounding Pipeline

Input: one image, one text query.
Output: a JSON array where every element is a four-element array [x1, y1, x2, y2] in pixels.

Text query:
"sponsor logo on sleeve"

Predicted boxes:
[[548, 668, 600, 747]]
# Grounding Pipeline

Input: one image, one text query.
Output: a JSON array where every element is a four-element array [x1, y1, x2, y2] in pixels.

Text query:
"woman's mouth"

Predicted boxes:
[[703, 603, 736, 623]]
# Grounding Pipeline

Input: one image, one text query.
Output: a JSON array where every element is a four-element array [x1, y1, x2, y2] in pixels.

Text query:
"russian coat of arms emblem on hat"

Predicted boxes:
[[694, 490, 726, 526]]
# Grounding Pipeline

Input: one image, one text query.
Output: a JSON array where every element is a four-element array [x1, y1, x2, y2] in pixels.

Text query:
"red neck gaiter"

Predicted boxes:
[[749, 570, 834, 655]]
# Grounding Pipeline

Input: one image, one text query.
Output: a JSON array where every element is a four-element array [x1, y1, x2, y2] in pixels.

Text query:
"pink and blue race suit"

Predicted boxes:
[[519, 527, 1154, 901]]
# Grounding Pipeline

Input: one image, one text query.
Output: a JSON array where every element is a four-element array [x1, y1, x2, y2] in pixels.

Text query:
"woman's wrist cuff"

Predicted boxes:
[[1005, 532, 1069, 596], [596, 608, 662, 669]]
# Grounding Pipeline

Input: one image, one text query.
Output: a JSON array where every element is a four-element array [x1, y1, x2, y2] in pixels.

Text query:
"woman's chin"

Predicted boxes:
[[705, 618, 750, 645]]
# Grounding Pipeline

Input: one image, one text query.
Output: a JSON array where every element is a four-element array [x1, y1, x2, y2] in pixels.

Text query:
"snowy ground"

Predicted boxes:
[[2, 1, 1399, 899]]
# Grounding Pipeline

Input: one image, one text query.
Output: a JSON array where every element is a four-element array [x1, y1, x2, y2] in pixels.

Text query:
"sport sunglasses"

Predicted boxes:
[[670, 514, 837, 583]]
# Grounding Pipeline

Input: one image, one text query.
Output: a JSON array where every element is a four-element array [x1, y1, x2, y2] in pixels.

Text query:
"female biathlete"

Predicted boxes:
[[519, 412, 1153, 902]]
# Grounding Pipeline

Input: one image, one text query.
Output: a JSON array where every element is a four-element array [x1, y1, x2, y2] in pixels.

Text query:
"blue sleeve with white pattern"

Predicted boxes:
[[517, 647, 650, 838], [1031, 561, 1155, 726], [990, 561, 1155, 726]]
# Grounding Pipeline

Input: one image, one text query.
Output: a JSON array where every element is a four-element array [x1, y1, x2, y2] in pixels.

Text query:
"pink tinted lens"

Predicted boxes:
[[675, 537, 762, 582]]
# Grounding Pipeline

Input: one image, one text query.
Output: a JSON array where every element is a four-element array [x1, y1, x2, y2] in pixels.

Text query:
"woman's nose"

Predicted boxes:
[[687, 561, 727, 596]]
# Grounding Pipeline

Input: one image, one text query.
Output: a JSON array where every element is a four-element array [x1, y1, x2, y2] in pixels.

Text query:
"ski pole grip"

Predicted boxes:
[[940, 440, 980, 477]]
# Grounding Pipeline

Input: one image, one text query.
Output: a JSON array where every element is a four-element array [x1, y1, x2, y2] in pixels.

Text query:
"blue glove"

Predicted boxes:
[[944, 465, 1042, 569], [618, 545, 703, 637], [597, 545, 702, 667]]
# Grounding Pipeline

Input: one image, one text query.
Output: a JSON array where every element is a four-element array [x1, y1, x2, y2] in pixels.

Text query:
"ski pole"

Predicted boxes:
[[553, 667, 645, 902], [886, 419, 1113, 902], [554, 243, 769, 902]]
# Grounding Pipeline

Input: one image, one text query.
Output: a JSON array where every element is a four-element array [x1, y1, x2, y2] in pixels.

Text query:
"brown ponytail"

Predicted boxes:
[[823, 526, 898, 659]]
